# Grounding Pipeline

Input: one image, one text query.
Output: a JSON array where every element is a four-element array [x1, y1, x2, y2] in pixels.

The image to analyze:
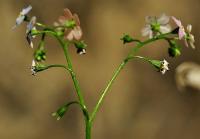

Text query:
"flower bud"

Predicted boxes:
[[121, 34, 134, 44], [167, 40, 181, 57], [168, 46, 181, 57], [52, 106, 68, 120], [34, 48, 46, 62]]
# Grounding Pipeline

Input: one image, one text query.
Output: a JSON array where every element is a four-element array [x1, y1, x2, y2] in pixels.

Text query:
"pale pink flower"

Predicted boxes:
[[54, 8, 82, 41], [160, 59, 169, 74]]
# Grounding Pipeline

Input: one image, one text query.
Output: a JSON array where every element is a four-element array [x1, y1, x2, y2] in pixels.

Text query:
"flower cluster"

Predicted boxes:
[[141, 14, 195, 49], [13, 6, 88, 75]]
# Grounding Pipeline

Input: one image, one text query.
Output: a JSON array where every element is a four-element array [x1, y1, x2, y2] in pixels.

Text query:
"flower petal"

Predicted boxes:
[[145, 16, 156, 24], [63, 8, 73, 20], [26, 16, 36, 33], [21, 5, 32, 15], [157, 14, 170, 25], [73, 26, 82, 40], [178, 28, 185, 39], [187, 24, 192, 33], [73, 14, 80, 26], [160, 25, 171, 33], [15, 16, 25, 26], [172, 16, 182, 27], [65, 30, 74, 41], [141, 25, 151, 37]]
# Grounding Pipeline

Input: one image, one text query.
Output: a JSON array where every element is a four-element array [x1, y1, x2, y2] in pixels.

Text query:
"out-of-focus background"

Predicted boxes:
[[1, 0, 200, 139]]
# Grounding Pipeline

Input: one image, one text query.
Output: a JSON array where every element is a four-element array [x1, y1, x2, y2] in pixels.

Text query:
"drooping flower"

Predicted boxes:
[[160, 59, 169, 74], [30, 60, 46, 75], [13, 5, 32, 29], [142, 14, 171, 38], [172, 17, 195, 49], [149, 59, 169, 74], [26, 16, 37, 48], [31, 60, 37, 75], [54, 8, 83, 41], [77, 48, 86, 55]]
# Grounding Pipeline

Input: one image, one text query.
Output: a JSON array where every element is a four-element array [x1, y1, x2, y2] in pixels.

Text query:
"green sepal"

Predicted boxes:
[[74, 41, 87, 49], [151, 22, 160, 32], [31, 28, 38, 35], [148, 60, 162, 70], [34, 63, 47, 72], [64, 19, 76, 29]]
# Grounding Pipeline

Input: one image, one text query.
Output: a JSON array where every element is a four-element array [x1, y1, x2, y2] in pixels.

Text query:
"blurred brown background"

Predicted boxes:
[[0, 0, 200, 139]]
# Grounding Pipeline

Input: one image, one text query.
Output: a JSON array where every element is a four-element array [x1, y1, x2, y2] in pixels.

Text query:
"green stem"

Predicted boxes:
[[31, 30, 57, 36], [85, 120, 91, 139], [56, 37, 91, 137], [60, 39, 86, 109], [46, 64, 69, 70], [90, 58, 129, 123], [90, 32, 171, 123]]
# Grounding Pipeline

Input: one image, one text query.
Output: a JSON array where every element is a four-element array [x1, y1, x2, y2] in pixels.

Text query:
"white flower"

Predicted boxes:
[[77, 48, 86, 55], [13, 5, 32, 29], [160, 59, 169, 74], [26, 16, 37, 48], [142, 14, 171, 38], [31, 60, 36, 75]]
